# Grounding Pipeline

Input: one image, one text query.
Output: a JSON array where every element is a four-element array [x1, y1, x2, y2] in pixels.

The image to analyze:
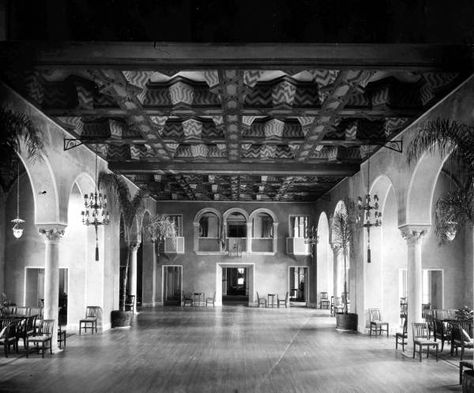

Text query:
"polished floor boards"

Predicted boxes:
[[0, 307, 465, 393]]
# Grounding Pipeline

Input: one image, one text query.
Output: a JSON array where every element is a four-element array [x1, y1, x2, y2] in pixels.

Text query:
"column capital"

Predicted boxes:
[[37, 224, 67, 243], [399, 224, 430, 245], [330, 242, 341, 253], [129, 241, 141, 251]]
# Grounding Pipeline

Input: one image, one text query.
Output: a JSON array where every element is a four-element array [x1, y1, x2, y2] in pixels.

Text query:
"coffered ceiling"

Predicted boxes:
[[0, 43, 471, 201]]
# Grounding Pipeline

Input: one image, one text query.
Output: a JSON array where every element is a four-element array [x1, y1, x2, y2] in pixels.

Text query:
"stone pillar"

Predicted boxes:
[[128, 242, 141, 313], [151, 240, 157, 306], [400, 225, 429, 348], [331, 244, 341, 297], [38, 225, 66, 353], [246, 222, 252, 253], [272, 222, 278, 254]]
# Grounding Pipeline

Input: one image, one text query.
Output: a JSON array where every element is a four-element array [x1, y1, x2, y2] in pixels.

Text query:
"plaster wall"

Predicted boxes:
[[152, 201, 314, 306]]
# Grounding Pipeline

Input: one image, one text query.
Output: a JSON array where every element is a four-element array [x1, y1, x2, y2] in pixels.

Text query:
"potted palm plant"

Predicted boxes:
[[145, 214, 176, 257], [332, 203, 358, 331], [99, 172, 149, 327]]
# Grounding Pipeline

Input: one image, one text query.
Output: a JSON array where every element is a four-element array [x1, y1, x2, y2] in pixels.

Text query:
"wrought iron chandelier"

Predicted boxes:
[[11, 160, 25, 239], [357, 156, 382, 263], [81, 153, 110, 260]]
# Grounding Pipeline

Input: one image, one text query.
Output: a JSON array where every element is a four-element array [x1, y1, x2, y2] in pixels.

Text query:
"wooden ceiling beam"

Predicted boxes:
[[46, 107, 419, 118], [2, 42, 471, 71], [108, 161, 358, 176]]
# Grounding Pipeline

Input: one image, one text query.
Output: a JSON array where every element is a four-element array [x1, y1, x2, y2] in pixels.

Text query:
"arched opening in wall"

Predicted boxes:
[[141, 211, 158, 307], [365, 176, 407, 331], [137, 236, 143, 307], [316, 212, 333, 308], [4, 156, 38, 304], [198, 211, 221, 252], [226, 211, 247, 254], [424, 156, 470, 311], [251, 212, 273, 252]]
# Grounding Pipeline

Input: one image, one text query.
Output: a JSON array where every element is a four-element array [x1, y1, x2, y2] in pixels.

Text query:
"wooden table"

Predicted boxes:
[[192, 292, 205, 307], [267, 294, 276, 308]]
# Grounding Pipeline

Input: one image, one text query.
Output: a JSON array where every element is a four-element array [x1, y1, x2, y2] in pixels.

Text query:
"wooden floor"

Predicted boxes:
[[0, 307, 465, 393]]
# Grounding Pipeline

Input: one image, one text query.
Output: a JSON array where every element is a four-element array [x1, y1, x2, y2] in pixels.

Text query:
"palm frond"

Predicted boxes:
[[407, 119, 474, 171], [145, 215, 176, 243], [0, 107, 44, 163]]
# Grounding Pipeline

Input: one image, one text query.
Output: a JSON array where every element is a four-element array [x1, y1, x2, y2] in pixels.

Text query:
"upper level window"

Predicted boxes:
[[227, 212, 247, 237], [290, 216, 309, 238], [199, 212, 219, 238], [252, 212, 274, 238], [165, 214, 183, 237]]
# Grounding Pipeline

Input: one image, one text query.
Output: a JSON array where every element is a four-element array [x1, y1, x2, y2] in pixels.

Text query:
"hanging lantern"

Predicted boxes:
[[11, 160, 25, 239]]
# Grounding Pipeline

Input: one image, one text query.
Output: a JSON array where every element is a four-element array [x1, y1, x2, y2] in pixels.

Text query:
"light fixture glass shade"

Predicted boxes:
[[445, 221, 457, 241], [11, 218, 25, 239]]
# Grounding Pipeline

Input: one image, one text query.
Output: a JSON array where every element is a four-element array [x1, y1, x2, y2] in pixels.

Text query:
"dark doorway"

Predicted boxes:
[[163, 266, 182, 306], [289, 267, 308, 305], [222, 267, 249, 305]]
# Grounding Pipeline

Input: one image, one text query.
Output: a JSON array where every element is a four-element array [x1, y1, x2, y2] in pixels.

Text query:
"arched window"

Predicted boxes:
[[193, 208, 223, 254], [227, 212, 247, 238], [249, 208, 278, 254], [199, 212, 219, 238], [252, 212, 274, 238]]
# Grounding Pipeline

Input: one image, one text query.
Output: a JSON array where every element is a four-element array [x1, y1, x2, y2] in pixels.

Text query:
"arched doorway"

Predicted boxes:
[[317, 212, 333, 307]]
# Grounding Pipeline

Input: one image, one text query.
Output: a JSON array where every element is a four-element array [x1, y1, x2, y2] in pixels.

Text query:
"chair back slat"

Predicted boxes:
[[412, 322, 429, 339], [369, 308, 382, 322]]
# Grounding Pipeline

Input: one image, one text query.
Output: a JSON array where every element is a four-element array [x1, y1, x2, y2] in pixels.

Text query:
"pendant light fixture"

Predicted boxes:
[[357, 155, 382, 263], [81, 152, 110, 260], [11, 160, 25, 239]]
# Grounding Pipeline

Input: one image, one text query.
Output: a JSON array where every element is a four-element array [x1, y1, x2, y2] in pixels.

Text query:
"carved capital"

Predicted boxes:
[[330, 242, 341, 254], [38, 224, 67, 242], [129, 242, 141, 251], [399, 224, 430, 246]]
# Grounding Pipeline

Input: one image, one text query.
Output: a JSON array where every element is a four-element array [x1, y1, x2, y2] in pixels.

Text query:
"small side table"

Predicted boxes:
[[268, 294, 276, 308], [193, 292, 205, 306]]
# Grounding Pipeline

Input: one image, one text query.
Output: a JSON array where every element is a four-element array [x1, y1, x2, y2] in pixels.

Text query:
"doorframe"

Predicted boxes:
[[288, 266, 309, 307], [161, 265, 183, 306], [422, 268, 444, 309], [23, 266, 70, 307], [216, 263, 255, 306]]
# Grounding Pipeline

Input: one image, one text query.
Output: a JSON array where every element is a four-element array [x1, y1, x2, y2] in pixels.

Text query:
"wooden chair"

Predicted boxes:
[[460, 361, 474, 384], [369, 308, 389, 337], [433, 319, 451, 352], [183, 292, 193, 307], [206, 292, 216, 307], [79, 306, 99, 335], [17, 315, 37, 348], [451, 321, 473, 360], [277, 292, 289, 308], [0, 320, 19, 357], [395, 316, 408, 351], [319, 292, 330, 309], [15, 306, 30, 317], [333, 297, 344, 315], [412, 322, 439, 362], [29, 307, 43, 334], [256, 292, 267, 308], [26, 319, 54, 358]]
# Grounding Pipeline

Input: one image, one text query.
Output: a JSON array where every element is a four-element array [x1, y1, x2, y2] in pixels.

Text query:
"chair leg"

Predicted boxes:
[[435, 345, 438, 361], [413, 344, 415, 359]]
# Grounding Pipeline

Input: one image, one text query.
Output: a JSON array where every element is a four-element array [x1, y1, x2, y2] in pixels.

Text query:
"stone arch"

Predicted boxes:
[[316, 211, 333, 305], [223, 207, 249, 222], [405, 146, 450, 227], [249, 207, 278, 224], [193, 207, 222, 225], [18, 151, 60, 225]]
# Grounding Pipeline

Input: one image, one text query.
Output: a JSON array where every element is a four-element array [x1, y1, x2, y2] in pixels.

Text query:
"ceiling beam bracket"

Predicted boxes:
[[64, 138, 84, 151]]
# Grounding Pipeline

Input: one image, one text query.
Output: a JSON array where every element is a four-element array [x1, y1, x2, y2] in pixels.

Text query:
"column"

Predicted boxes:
[[246, 222, 252, 253], [151, 239, 157, 306], [331, 244, 341, 297], [128, 241, 140, 313], [39, 225, 66, 353], [400, 224, 429, 348], [272, 222, 278, 254]]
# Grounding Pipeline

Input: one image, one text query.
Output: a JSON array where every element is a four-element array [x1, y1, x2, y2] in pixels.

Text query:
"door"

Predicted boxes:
[[289, 267, 308, 305], [222, 267, 249, 305], [163, 266, 182, 306]]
